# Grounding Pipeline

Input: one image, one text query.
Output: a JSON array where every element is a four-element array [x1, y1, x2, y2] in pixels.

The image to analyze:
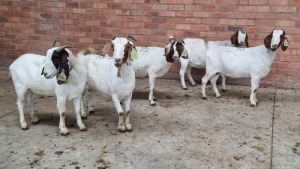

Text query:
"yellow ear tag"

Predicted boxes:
[[57, 72, 67, 82], [181, 49, 188, 59], [131, 47, 138, 60], [283, 39, 288, 47]]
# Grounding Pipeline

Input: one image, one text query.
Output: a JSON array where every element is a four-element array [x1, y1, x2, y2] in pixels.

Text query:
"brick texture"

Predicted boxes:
[[0, 0, 299, 89]]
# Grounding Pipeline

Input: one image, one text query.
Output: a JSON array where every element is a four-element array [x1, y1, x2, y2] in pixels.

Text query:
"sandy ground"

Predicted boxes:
[[0, 68, 299, 169]]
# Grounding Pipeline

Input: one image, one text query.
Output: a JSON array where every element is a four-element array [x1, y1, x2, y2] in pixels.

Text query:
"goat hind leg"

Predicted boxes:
[[201, 72, 216, 99], [16, 88, 27, 130], [210, 74, 221, 98], [27, 90, 39, 124], [73, 97, 87, 131], [149, 74, 157, 106]]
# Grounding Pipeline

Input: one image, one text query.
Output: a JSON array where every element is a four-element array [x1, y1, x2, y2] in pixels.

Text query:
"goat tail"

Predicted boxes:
[[78, 47, 96, 56]]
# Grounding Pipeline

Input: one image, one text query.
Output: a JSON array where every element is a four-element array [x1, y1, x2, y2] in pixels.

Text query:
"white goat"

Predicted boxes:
[[9, 46, 88, 135], [179, 31, 249, 90], [132, 36, 180, 106], [201, 29, 289, 106], [81, 36, 136, 132]]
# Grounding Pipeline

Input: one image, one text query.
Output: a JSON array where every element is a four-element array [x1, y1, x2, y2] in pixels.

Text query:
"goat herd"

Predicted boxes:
[[9, 28, 288, 135]]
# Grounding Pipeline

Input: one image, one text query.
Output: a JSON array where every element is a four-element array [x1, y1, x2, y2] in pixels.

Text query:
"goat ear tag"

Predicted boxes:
[[57, 72, 67, 82], [283, 39, 288, 47], [131, 47, 138, 60], [181, 49, 188, 59]]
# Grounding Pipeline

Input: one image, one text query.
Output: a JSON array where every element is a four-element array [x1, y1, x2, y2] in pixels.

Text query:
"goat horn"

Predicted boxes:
[[55, 45, 73, 52], [169, 35, 176, 43], [127, 35, 137, 42], [112, 35, 117, 40], [52, 40, 56, 47]]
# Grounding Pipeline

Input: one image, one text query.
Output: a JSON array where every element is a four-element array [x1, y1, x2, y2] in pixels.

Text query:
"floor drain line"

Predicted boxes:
[[270, 89, 277, 169]]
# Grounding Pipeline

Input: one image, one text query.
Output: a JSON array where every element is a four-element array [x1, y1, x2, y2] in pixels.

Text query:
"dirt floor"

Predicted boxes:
[[0, 68, 299, 169]]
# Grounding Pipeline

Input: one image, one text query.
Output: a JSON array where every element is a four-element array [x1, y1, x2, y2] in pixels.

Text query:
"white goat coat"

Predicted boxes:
[[183, 39, 234, 69], [10, 53, 87, 100], [132, 46, 172, 105], [206, 45, 275, 78], [133, 47, 172, 78], [78, 54, 135, 100], [9, 51, 87, 133], [179, 39, 236, 90]]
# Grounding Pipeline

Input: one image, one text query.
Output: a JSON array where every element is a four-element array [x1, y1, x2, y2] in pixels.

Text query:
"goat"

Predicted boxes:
[[179, 31, 249, 90], [9, 45, 88, 135], [80, 36, 136, 132], [201, 29, 288, 106], [132, 36, 180, 106]]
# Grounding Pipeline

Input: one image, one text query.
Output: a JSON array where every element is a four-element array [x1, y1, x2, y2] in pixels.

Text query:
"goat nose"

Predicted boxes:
[[272, 44, 278, 48], [115, 58, 121, 63], [43, 73, 47, 76]]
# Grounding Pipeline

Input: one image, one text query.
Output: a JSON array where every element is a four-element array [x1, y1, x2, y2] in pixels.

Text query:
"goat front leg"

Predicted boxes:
[[57, 97, 69, 135], [220, 74, 227, 92], [250, 76, 260, 107], [112, 95, 126, 132], [123, 92, 133, 132], [180, 58, 189, 90], [148, 74, 157, 106], [186, 66, 196, 86], [27, 91, 39, 124], [73, 97, 87, 131]]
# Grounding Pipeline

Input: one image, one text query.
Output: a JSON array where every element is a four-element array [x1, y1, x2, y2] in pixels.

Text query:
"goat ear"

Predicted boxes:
[[230, 31, 238, 46], [245, 34, 249, 47], [181, 40, 185, 44], [102, 41, 112, 55], [281, 37, 289, 51], [264, 35, 272, 49]]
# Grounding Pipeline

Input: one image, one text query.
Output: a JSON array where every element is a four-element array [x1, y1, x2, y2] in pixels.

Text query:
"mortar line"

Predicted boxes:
[[270, 89, 277, 169]]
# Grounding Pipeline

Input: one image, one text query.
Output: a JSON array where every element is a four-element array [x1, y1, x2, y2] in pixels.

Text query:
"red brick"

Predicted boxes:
[[194, 0, 211, 4], [269, 0, 289, 5], [289, 0, 300, 5], [249, 0, 267, 4], [275, 20, 296, 27], [159, 11, 175, 17], [219, 19, 236, 25], [219, 5, 237, 12], [203, 5, 218, 11], [176, 24, 192, 30], [276, 6, 297, 13], [237, 19, 255, 25], [238, 6, 257, 12], [169, 5, 184, 11], [152, 4, 168, 10], [176, 12, 193, 17]]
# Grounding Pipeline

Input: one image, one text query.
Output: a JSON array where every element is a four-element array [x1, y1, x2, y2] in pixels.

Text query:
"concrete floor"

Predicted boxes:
[[0, 68, 299, 169]]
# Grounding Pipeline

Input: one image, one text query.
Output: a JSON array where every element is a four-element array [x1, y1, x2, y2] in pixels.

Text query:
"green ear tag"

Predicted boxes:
[[131, 47, 138, 60], [57, 72, 67, 82], [283, 39, 289, 47], [181, 49, 188, 59]]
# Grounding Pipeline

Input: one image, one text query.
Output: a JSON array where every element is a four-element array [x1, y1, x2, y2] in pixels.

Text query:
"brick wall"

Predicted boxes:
[[0, 0, 299, 89]]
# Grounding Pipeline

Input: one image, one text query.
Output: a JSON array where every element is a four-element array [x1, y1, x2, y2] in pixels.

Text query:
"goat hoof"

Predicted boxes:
[[126, 129, 133, 132], [118, 129, 126, 133], [31, 117, 40, 125], [81, 116, 87, 119], [216, 95, 221, 98], [153, 98, 157, 101], [222, 89, 227, 92], [191, 83, 197, 86], [150, 102, 156, 106], [202, 96, 207, 100], [79, 127, 87, 131], [21, 126, 28, 131], [60, 132, 70, 136], [89, 111, 95, 114], [250, 103, 257, 107], [31, 120, 40, 125], [183, 87, 188, 90]]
